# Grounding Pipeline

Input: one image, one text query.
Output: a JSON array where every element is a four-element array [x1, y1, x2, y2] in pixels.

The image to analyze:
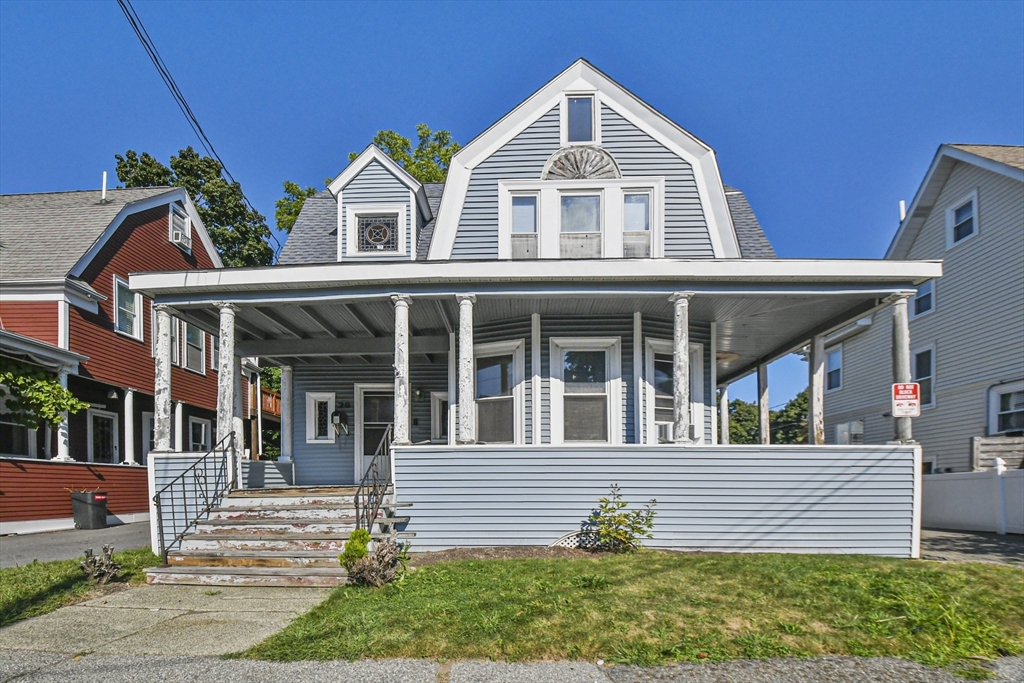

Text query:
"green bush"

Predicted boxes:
[[339, 529, 371, 571], [584, 484, 656, 552]]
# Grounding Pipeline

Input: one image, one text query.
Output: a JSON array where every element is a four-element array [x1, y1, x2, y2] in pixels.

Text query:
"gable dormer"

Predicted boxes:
[[428, 59, 742, 260], [327, 146, 432, 262]]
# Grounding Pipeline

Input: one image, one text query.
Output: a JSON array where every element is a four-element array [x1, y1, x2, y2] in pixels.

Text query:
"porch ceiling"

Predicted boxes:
[[167, 289, 896, 383]]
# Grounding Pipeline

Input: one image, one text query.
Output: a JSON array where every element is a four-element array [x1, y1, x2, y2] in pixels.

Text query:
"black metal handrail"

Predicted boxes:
[[355, 425, 392, 532], [153, 432, 236, 565]]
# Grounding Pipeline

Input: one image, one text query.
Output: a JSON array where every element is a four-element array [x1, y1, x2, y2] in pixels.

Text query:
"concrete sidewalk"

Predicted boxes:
[[0, 523, 151, 569], [921, 529, 1024, 566]]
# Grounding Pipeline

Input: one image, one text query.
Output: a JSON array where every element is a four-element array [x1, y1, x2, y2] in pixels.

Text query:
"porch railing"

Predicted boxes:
[[355, 425, 392, 532], [260, 386, 281, 418], [153, 432, 237, 565]]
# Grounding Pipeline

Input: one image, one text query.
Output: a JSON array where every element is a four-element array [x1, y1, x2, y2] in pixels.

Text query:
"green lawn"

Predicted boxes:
[[0, 548, 159, 627], [242, 553, 1024, 678]]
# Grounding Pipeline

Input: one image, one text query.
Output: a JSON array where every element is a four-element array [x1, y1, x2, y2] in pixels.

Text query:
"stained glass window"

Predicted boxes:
[[358, 214, 399, 252]]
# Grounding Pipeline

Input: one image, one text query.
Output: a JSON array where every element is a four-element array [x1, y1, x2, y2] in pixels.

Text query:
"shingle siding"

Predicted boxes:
[[825, 162, 1024, 471]]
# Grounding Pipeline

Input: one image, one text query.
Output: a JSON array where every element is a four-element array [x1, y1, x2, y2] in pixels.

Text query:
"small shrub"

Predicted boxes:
[[80, 545, 121, 585], [339, 529, 371, 572], [581, 484, 656, 553], [348, 537, 408, 587]]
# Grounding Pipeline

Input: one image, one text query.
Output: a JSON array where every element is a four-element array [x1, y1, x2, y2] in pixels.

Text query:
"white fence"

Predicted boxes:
[[922, 461, 1024, 535]]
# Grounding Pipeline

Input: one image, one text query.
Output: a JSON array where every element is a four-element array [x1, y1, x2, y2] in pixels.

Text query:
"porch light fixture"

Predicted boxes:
[[107, 389, 119, 400], [716, 351, 740, 364]]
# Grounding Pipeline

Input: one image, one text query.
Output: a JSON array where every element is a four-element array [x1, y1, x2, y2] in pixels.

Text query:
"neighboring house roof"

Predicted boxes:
[[280, 181, 774, 265], [0, 187, 222, 280], [948, 144, 1024, 171], [0, 328, 88, 373], [723, 186, 775, 258], [887, 143, 1024, 259]]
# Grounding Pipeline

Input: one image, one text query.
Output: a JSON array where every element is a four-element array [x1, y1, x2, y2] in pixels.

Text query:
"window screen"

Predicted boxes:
[[624, 193, 650, 232], [563, 350, 608, 442], [512, 196, 537, 233], [653, 353, 673, 426], [560, 195, 600, 233], [116, 280, 137, 337], [358, 214, 399, 252], [477, 354, 514, 443], [953, 201, 974, 243], [827, 348, 842, 390], [998, 391, 1024, 433], [184, 324, 203, 372]]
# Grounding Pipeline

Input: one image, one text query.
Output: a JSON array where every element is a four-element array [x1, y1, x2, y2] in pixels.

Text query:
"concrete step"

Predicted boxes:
[[166, 549, 342, 569], [181, 531, 415, 553], [146, 564, 348, 587]]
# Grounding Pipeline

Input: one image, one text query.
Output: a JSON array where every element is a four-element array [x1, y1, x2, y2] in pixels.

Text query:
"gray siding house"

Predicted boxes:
[[824, 145, 1023, 473], [133, 61, 940, 582]]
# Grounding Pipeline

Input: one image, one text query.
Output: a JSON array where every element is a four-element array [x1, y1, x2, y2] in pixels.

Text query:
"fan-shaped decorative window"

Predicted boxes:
[[541, 146, 621, 181]]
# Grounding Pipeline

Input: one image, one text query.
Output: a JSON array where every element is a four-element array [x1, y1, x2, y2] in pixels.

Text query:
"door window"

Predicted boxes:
[[90, 411, 117, 463]]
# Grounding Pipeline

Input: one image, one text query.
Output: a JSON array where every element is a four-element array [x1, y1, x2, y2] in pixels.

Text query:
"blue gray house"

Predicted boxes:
[[133, 61, 940, 585]]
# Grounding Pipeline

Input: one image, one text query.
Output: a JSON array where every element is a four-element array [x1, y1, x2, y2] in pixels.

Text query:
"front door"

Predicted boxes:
[[88, 409, 119, 463], [354, 384, 394, 481]]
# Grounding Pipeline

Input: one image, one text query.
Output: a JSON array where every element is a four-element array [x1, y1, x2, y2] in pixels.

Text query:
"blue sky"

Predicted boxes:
[[2, 1, 1021, 405]]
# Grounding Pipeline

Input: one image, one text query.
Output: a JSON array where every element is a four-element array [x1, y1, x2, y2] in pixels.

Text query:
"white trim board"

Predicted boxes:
[[328, 145, 431, 220], [428, 59, 740, 260], [474, 339, 527, 445]]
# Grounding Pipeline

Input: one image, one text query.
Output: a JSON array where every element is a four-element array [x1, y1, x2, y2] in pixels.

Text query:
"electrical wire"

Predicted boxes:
[[115, 0, 282, 257]]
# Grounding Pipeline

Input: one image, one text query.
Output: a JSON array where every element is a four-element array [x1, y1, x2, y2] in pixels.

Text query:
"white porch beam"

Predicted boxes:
[[719, 385, 730, 445], [891, 294, 913, 443], [670, 292, 693, 444], [392, 294, 412, 446], [457, 294, 476, 444], [216, 303, 239, 444], [124, 389, 136, 465], [280, 366, 293, 462], [153, 305, 173, 452], [808, 334, 826, 445], [758, 362, 770, 445]]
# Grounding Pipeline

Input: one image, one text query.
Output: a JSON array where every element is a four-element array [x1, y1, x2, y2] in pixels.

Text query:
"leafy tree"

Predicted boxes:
[[349, 124, 461, 183], [275, 181, 319, 234], [728, 396, 760, 444], [726, 389, 809, 445], [0, 358, 88, 429], [115, 147, 274, 267]]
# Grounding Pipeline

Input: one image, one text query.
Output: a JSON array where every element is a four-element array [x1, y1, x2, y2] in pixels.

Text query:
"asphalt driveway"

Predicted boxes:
[[0, 523, 151, 569]]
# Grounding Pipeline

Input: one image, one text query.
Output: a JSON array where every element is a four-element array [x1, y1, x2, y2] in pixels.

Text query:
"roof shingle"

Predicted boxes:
[[949, 144, 1024, 171]]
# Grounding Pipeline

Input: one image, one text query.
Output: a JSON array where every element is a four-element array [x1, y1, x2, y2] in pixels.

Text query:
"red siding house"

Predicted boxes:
[[0, 187, 253, 533]]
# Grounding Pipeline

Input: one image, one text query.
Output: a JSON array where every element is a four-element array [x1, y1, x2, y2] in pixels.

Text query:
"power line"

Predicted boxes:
[[115, 0, 282, 256]]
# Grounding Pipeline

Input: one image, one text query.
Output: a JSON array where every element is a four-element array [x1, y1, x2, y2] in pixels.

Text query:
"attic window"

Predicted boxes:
[[169, 204, 192, 252], [567, 96, 594, 143], [358, 215, 399, 252]]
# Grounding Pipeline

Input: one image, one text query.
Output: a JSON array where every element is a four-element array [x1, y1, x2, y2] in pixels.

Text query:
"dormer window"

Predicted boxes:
[[358, 214, 399, 252], [567, 96, 594, 142], [168, 204, 192, 253]]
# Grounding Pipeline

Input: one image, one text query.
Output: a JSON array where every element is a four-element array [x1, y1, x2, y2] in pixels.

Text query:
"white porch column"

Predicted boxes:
[[153, 305, 173, 452], [52, 366, 73, 461], [719, 385, 730, 445], [279, 366, 293, 462], [123, 389, 136, 464], [216, 303, 239, 445], [891, 294, 913, 443], [233, 357, 245, 453], [758, 362, 770, 445], [457, 294, 476, 444], [670, 292, 693, 444], [392, 294, 412, 446], [173, 402, 184, 451], [808, 335, 826, 445]]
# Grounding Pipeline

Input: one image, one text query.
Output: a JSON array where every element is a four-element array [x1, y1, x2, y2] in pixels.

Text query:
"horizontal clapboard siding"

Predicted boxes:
[[292, 363, 447, 485], [452, 107, 561, 258], [601, 105, 713, 257], [0, 458, 148, 522], [341, 159, 413, 261], [393, 444, 918, 557]]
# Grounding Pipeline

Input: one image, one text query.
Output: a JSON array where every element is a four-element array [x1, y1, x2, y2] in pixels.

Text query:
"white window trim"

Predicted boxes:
[[169, 203, 193, 254], [644, 339, 705, 445], [430, 391, 449, 443], [825, 345, 843, 393], [510, 191, 540, 234], [113, 275, 144, 342], [988, 380, 1024, 436], [474, 339, 526, 445], [86, 408, 119, 463], [913, 344, 936, 409], [141, 411, 154, 464], [497, 178, 664, 259], [182, 322, 206, 376], [560, 90, 601, 146], [343, 203, 407, 259], [354, 383, 393, 480], [922, 454, 938, 474], [910, 279, 935, 320], [305, 391, 336, 445], [187, 416, 212, 452], [945, 189, 979, 250], [211, 335, 220, 371], [550, 336, 622, 445]]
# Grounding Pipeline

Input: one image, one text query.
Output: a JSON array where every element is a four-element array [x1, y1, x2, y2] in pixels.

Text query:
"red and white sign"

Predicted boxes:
[[892, 383, 921, 418]]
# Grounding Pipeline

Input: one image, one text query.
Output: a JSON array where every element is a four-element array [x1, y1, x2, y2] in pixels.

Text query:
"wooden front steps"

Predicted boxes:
[[146, 485, 411, 587]]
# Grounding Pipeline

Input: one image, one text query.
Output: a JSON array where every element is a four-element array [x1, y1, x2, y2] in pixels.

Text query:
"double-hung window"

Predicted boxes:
[[645, 339, 704, 444], [988, 382, 1024, 435], [474, 341, 524, 444], [826, 347, 842, 391], [560, 193, 602, 258], [623, 192, 651, 257], [114, 276, 143, 341], [183, 323, 205, 374], [551, 337, 621, 444], [946, 192, 978, 248], [913, 280, 934, 318], [913, 347, 934, 407], [188, 417, 211, 452], [211, 335, 220, 371], [835, 420, 864, 445], [510, 194, 538, 259], [306, 392, 336, 444]]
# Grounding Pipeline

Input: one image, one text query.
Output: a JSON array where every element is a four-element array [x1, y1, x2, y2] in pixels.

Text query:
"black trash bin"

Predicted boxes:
[[70, 492, 108, 530]]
